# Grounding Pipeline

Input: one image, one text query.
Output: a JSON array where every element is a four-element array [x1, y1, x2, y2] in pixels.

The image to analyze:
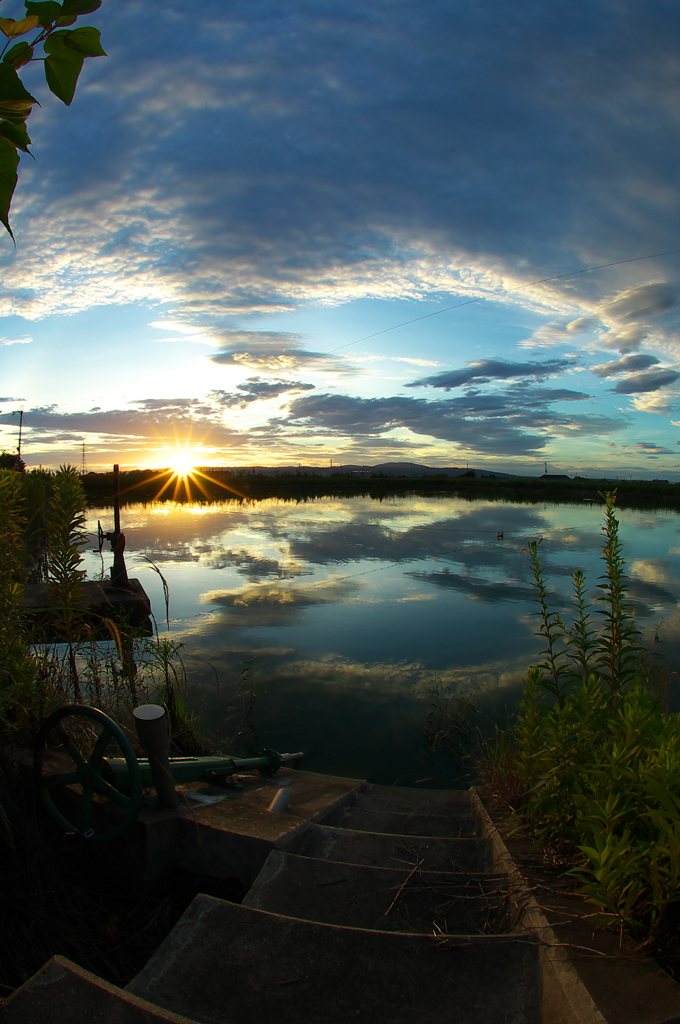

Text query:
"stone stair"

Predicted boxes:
[[124, 783, 541, 1023], [1, 783, 547, 1023]]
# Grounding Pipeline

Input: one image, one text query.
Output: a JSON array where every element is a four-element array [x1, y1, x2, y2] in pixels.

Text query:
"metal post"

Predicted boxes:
[[113, 463, 121, 536], [108, 463, 129, 586], [133, 704, 179, 809]]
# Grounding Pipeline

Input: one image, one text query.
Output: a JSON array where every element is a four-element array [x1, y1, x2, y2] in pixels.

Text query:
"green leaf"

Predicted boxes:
[[64, 26, 106, 56], [24, 2, 62, 28], [55, 14, 77, 25], [0, 64, 37, 122], [3, 43, 34, 68], [0, 15, 39, 37], [60, 0, 101, 13], [0, 119, 31, 152], [44, 33, 84, 105], [0, 135, 19, 239]]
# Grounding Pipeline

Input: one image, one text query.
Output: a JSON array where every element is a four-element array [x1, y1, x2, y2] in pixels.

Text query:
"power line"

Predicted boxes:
[[324, 248, 680, 357]]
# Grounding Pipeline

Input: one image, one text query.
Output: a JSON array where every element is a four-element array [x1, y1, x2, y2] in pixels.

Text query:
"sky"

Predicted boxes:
[[2, 0, 680, 477]]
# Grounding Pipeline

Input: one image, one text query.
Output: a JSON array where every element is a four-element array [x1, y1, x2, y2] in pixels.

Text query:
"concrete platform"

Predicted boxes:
[[242, 850, 518, 933], [127, 896, 541, 1024], [294, 822, 494, 871], [21, 578, 152, 636], [0, 956, 199, 1024], [170, 768, 364, 884]]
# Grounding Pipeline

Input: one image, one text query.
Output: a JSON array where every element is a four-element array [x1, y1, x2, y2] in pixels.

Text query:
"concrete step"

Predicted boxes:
[[242, 850, 519, 934], [0, 955, 198, 1024], [354, 783, 475, 816], [322, 804, 483, 837], [127, 896, 541, 1024], [294, 822, 493, 871]]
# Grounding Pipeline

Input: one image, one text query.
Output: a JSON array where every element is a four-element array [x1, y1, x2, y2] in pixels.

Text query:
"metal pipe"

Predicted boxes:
[[133, 704, 179, 809]]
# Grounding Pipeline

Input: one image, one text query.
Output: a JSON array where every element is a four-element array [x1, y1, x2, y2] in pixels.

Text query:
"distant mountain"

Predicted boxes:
[[203, 461, 520, 479]]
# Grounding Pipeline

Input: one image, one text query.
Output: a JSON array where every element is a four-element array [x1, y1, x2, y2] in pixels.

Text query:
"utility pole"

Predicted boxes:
[[12, 409, 23, 457], [80, 441, 87, 476]]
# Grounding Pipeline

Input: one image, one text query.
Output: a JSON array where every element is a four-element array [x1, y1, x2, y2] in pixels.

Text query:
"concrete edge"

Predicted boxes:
[[278, 777, 368, 853], [470, 788, 607, 1024], [1, 955, 200, 1023]]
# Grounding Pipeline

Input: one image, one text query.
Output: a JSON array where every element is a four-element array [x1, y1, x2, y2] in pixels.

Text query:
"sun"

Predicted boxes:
[[169, 452, 197, 476]]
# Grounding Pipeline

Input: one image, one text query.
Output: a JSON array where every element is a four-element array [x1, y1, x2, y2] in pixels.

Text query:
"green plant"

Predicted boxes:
[[0, 0, 106, 237], [0, 467, 32, 722], [524, 491, 645, 709], [485, 493, 680, 942]]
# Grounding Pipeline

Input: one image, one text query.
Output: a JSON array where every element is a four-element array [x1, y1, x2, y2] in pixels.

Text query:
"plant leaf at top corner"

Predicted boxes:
[[60, 0, 102, 14], [24, 2, 62, 29], [64, 26, 106, 56], [0, 135, 19, 240], [0, 16, 39, 38], [44, 33, 84, 105]]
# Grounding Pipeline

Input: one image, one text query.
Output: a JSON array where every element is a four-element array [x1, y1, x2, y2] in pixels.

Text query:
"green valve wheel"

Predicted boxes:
[[33, 705, 143, 842]]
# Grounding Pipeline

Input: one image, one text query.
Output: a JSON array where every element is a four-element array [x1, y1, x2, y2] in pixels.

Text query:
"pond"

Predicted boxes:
[[83, 494, 680, 787]]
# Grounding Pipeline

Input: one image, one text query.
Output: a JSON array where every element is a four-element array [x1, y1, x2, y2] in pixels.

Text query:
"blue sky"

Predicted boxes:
[[2, 0, 680, 477]]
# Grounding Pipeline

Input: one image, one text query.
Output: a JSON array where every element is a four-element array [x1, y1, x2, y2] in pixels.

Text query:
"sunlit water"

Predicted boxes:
[[83, 495, 680, 787]]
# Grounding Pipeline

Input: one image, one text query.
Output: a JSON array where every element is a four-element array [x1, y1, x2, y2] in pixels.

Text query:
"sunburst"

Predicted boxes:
[[119, 448, 246, 503]]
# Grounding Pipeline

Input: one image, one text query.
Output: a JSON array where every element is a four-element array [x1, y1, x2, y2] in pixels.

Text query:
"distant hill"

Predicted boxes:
[[200, 462, 519, 479]]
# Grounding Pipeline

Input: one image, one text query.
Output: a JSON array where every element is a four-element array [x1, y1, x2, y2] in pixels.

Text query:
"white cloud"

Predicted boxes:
[[0, 337, 32, 346]]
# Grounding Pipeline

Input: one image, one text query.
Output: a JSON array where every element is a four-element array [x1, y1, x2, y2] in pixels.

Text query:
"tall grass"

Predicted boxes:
[[486, 492, 680, 943]]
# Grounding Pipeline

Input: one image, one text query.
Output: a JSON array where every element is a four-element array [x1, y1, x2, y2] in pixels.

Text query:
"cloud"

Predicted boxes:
[[1, 0, 680, 332], [0, 337, 31, 346], [209, 377, 315, 409], [596, 326, 650, 353], [591, 354, 660, 377], [631, 442, 678, 455], [208, 331, 351, 374], [0, 401, 247, 445], [278, 382, 615, 457], [611, 369, 680, 393], [602, 284, 677, 323], [407, 357, 576, 390]]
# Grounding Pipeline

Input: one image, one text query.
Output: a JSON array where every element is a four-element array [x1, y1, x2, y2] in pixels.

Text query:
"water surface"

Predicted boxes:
[[83, 495, 680, 785]]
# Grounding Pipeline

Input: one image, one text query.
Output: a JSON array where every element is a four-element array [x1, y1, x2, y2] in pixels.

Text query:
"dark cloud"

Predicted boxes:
[[407, 358, 576, 390], [602, 284, 677, 323], [4, 0, 680, 326], [279, 382, 613, 457], [591, 354, 660, 378], [210, 377, 314, 409], [612, 369, 680, 394]]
